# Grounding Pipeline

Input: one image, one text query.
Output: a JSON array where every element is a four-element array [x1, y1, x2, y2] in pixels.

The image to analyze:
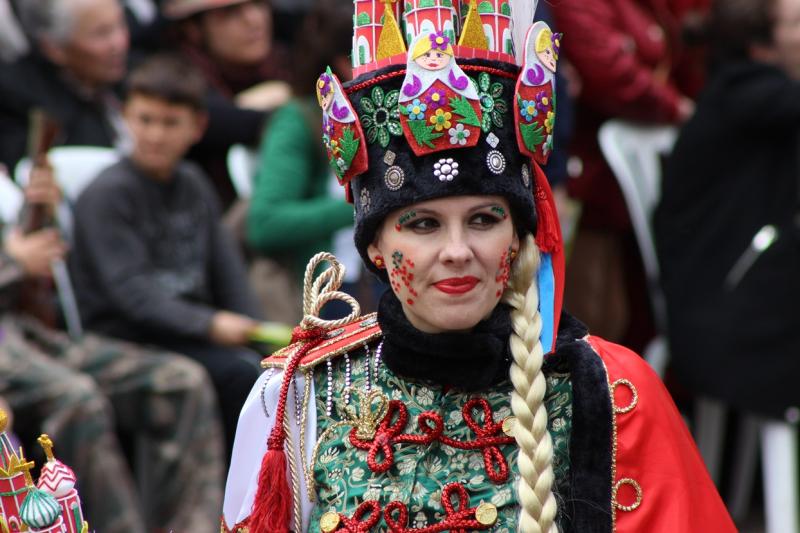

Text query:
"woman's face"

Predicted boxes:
[[200, 0, 271, 66], [368, 195, 519, 334]]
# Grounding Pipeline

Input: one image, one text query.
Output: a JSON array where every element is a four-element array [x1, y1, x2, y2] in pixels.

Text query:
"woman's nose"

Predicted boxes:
[[439, 231, 473, 265]]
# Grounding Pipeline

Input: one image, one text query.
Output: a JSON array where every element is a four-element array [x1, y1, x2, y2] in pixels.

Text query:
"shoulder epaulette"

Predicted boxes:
[[261, 313, 381, 371]]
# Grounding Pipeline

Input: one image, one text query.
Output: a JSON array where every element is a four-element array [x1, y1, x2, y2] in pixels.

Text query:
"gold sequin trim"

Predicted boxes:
[[611, 378, 639, 414], [612, 478, 643, 512]]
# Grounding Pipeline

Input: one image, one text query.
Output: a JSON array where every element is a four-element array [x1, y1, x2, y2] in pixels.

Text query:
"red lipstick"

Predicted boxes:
[[434, 276, 479, 294]]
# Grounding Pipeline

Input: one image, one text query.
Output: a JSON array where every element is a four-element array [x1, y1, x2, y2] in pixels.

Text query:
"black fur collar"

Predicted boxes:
[[546, 312, 614, 533], [377, 290, 513, 391]]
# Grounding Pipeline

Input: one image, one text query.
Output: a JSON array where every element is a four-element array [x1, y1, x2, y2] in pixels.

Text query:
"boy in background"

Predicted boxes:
[[70, 54, 263, 459], [2, 165, 224, 533]]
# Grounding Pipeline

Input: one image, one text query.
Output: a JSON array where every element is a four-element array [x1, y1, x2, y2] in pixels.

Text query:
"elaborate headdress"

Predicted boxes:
[[316, 0, 564, 342]]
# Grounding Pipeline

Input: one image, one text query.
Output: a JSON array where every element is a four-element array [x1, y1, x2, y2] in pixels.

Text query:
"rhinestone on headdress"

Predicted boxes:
[[433, 158, 459, 182]]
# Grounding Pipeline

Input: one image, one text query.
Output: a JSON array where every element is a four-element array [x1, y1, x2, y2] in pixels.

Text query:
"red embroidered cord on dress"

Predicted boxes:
[[384, 483, 494, 533], [348, 398, 514, 483]]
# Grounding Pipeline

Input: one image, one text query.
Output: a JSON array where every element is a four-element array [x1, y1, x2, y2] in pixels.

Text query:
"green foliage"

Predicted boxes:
[[408, 119, 443, 149], [449, 96, 481, 127]]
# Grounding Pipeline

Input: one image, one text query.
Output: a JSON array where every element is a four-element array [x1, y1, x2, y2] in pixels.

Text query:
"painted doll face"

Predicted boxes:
[[536, 45, 557, 73], [319, 89, 334, 112], [415, 50, 451, 71], [368, 195, 518, 333]]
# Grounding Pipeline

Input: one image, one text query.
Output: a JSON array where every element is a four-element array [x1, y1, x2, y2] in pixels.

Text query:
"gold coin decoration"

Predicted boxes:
[[501, 416, 517, 436], [475, 502, 498, 526], [320, 511, 341, 532]]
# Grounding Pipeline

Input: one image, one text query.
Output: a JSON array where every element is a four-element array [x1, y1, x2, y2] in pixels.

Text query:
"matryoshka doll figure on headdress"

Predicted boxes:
[[515, 21, 562, 164], [398, 31, 482, 155], [318, 67, 369, 190]]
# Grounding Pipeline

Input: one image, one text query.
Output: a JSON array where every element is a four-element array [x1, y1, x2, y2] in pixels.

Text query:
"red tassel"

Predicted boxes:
[[247, 326, 326, 533], [532, 162, 562, 253], [248, 448, 292, 533]]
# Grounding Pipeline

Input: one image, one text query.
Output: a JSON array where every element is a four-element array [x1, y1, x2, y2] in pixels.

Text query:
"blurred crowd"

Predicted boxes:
[[0, 0, 797, 531]]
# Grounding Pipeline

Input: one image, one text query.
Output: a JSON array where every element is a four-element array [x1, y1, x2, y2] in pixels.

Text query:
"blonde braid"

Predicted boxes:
[[503, 235, 558, 533]]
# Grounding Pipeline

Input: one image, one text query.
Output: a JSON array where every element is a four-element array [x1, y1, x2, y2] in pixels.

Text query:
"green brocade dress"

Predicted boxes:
[[308, 344, 573, 532]]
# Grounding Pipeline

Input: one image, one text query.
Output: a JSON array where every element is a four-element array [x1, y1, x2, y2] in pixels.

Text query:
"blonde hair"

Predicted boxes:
[[535, 28, 553, 54], [411, 33, 454, 60], [503, 234, 559, 533]]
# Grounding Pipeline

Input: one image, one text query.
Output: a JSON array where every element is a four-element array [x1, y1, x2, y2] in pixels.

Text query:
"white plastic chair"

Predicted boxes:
[[14, 145, 119, 202], [599, 119, 798, 533], [226, 144, 259, 199], [598, 119, 676, 376]]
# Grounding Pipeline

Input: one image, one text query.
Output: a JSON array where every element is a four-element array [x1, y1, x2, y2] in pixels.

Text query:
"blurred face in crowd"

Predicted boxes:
[[200, 0, 272, 66], [124, 94, 207, 181], [763, 0, 800, 79], [368, 196, 519, 334], [44, 0, 129, 88]]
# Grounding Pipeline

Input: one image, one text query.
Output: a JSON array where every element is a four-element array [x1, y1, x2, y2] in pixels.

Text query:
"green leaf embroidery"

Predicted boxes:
[[494, 99, 508, 113], [478, 72, 490, 92], [449, 96, 481, 127], [371, 86, 385, 107], [491, 110, 503, 129], [360, 97, 375, 114], [520, 122, 545, 152], [481, 112, 492, 132], [378, 127, 391, 148], [407, 119, 443, 149], [490, 82, 503, 99], [366, 126, 378, 144], [339, 127, 360, 168], [386, 120, 403, 136], [384, 90, 400, 109]]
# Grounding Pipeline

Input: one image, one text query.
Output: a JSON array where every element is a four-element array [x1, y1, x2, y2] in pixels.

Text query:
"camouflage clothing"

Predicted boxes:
[[0, 315, 224, 533]]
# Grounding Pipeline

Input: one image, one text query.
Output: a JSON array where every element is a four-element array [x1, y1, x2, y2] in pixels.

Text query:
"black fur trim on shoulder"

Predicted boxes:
[[546, 312, 613, 533]]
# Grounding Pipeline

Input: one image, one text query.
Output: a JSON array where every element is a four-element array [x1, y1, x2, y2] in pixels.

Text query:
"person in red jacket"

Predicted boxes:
[[550, 0, 709, 349]]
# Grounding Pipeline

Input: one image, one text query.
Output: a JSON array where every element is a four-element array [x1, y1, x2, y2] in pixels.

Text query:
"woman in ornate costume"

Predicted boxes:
[[223, 1, 735, 532]]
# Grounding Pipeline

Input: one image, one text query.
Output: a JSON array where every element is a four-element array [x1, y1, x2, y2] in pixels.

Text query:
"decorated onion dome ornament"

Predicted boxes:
[[36, 436, 76, 498]]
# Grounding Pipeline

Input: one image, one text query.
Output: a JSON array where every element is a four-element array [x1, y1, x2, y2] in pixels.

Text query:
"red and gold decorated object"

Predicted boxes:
[[465, 0, 513, 54], [0, 412, 88, 533], [0, 411, 31, 533], [402, 0, 460, 48], [353, 0, 403, 68], [514, 21, 560, 165], [317, 68, 370, 198], [35, 437, 84, 533], [262, 313, 381, 372], [398, 32, 483, 156]]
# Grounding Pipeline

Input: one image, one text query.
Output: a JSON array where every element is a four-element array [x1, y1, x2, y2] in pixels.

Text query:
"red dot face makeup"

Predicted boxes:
[[369, 195, 518, 333]]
